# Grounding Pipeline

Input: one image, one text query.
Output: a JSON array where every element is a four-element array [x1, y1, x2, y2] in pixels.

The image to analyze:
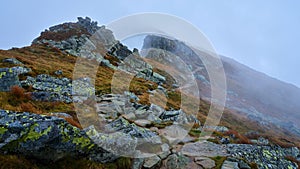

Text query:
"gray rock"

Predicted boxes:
[[194, 157, 216, 169], [226, 144, 298, 169], [181, 141, 228, 157], [2, 58, 23, 65], [54, 70, 63, 75], [160, 125, 189, 144], [221, 160, 239, 169], [21, 75, 95, 103], [131, 158, 144, 169], [89, 130, 138, 156], [202, 126, 229, 133], [0, 67, 31, 91], [220, 137, 230, 144], [134, 119, 152, 127], [149, 104, 165, 117], [77, 17, 99, 34], [109, 41, 132, 60], [158, 143, 171, 160], [143, 155, 161, 169], [238, 160, 251, 169], [152, 72, 166, 83], [105, 118, 161, 144], [164, 153, 190, 169], [0, 110, 116, 163], [257, 137, 269, 145]]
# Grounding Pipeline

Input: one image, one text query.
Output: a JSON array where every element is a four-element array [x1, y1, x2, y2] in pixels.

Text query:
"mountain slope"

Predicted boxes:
[[142, 35, 300, 137], [0, 17, 300, 169]]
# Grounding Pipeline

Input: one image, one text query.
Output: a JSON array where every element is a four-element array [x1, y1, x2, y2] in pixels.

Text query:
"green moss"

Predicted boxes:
[[59, 122, 94, 149], [0, 127, 8, 135], [72, 137, 94, 149], [24, 124, 52, 142], [0, 71, 6, 78], [262, 149, 272, 158], [211, 156, 227, 169]]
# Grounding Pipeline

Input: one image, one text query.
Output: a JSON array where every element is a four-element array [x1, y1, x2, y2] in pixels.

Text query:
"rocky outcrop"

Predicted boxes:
[[0, 109, 116, 163], [21, 74, 94, 103], [77, 17, 99, 34], [0, 66, 31, 91]]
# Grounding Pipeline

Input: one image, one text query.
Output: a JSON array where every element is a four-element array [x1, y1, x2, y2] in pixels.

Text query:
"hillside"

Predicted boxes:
[[143, 35, 300, 136], [0, 17, 299, 169]]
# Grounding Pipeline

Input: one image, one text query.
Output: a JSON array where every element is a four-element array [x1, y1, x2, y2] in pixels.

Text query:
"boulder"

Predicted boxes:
[[0, 110, 116, 162], [2, 58, 23, 65], [164, 153, 190, 169], [0, 67, 31, 91]]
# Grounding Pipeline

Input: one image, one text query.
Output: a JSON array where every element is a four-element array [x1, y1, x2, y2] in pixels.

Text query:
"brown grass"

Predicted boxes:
[[10, 85, 31, 100], [224, 129, 251, 144]]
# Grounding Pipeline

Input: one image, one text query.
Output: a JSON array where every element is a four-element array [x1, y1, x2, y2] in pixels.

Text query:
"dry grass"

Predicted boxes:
[[223, 129, 251, 144]]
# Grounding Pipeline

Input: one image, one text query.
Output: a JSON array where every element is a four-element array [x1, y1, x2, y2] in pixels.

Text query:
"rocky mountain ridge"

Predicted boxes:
[[0, 17, 299, 169]]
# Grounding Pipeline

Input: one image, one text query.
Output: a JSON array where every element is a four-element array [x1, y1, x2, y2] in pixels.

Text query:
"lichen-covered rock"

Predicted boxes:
[[0, 110, 116, 162], [163, 153, 190, 169], [105, 117, 161, 144], [21, 75, 94, 103], [226, 144, 299, 169], [0, 67, 31, 91], [160, 109, 200, 126]]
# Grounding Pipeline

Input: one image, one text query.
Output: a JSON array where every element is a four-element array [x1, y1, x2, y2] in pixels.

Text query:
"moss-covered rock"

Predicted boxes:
[[0, 109, 117, 163]]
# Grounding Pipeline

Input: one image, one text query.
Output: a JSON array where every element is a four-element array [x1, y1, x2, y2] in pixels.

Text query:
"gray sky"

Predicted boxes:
[[1, 0, 300, 87]]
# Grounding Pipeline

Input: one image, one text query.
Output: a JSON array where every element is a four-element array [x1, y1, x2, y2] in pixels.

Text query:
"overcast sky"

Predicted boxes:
[[0, 0, 299, 87]]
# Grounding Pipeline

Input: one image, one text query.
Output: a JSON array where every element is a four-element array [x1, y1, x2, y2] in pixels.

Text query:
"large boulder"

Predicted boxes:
[[0, 110, 116, 162]]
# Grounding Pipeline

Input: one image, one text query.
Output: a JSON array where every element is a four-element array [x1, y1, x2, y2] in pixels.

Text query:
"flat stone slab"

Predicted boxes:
[[221, 160, 239, 169], [195, 157, 216, 169], [181, 141, 228, 157]]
